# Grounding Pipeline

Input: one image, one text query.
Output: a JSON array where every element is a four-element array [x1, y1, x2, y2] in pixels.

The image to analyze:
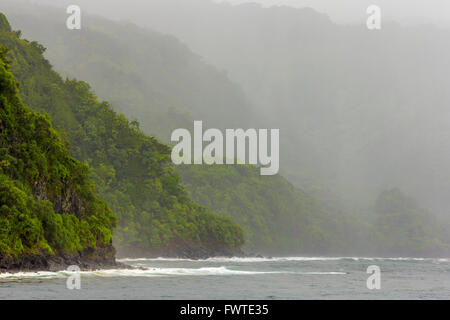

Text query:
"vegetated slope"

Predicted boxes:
[[0, 16, 117, 270], [2, 4, 346, 254], [178, 164, 338, 254], [3, 4, 449, 256], [0, 13, 244, 259]]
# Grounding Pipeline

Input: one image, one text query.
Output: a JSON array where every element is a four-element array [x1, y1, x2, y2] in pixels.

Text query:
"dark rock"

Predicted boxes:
[[0, 244, 126, 273]]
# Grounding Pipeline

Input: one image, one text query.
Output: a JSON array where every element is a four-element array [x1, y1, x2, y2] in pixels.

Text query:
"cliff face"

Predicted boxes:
[[0, 246, 117, 272], [0, 15, 118, 271]]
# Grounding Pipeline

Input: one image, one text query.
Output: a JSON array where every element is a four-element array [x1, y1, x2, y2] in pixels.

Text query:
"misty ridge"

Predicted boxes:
[[74, 0, 450, 216], [1, 0, 450, 257], [15, 0, 450, 212], [222, 0, 450, 27]]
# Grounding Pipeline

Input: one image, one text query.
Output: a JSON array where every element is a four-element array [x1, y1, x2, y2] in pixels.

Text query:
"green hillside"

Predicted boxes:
[[0, 5, 335, 253], [178, 164, 334, 253], [1, 6, 449, 257], [0, 13, 243, 259], [0, 38, 116, 268]]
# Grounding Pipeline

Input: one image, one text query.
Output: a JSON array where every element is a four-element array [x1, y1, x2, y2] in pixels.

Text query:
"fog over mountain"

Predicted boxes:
[[10, 0, 450, 218], [219, 0, 450, 27], [26, 0, 450, 27]]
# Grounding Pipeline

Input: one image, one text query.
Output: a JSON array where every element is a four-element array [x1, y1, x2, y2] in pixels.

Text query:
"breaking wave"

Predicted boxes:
[[118, 256, 449, 263], [0, 266, 347, 280]]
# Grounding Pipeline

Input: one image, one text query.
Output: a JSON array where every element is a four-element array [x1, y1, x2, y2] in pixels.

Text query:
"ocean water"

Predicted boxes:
[[0, 257, 449, 299]]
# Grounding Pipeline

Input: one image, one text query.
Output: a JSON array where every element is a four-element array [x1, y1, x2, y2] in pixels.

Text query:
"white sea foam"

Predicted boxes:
[[0, 266, 348, 280], [117, 256, 342, 263], [0, 266, 285, 279], [93, 266, 285, 277], [118, 256, 449, 263], [118, 257, 198, 262], [0, 271, 65, 279], [2, 256, 446, 280]]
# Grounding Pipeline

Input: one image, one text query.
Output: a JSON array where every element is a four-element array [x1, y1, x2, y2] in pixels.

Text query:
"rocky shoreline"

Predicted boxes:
[[0, 244, 258, 273], [0, 245, 128, 273], [115, 244, 247, 260]]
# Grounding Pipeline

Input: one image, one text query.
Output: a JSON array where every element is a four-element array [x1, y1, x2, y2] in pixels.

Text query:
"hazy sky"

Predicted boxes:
[[217, 0, 450, 26], [22, 0, 449, 27]]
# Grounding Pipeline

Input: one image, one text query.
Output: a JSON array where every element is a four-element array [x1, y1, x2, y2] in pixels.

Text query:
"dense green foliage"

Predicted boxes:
[[0, 13, 243, 255], [0, 45, 115, 257], [0, 6, 335, 254]]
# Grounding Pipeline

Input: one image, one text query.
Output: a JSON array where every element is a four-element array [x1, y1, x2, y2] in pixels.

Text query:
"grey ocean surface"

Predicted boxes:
[[1, 257, 449, 299]]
